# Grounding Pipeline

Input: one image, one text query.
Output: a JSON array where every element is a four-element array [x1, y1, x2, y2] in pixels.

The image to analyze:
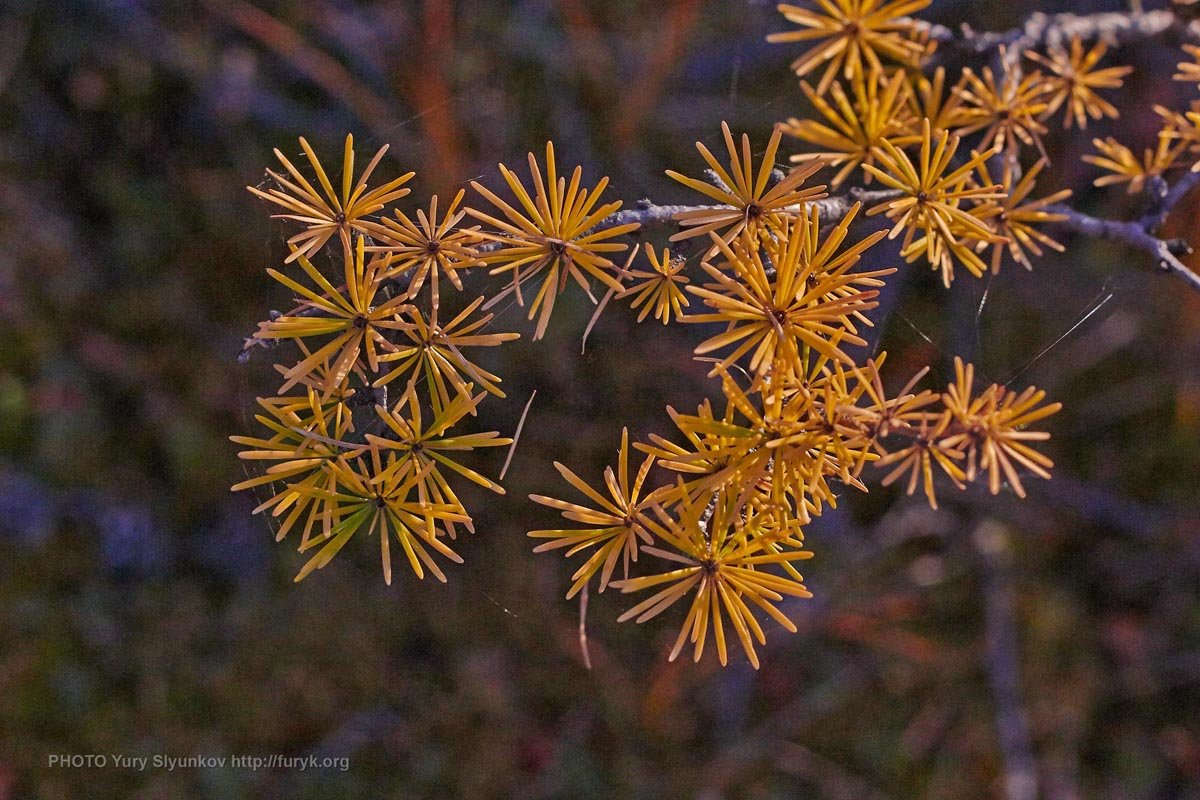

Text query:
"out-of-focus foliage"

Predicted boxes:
[[1, 1, 1199, 798]]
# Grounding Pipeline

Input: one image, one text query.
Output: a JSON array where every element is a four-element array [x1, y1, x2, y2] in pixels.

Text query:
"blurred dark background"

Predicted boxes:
[[1, 0, 1199, 797]]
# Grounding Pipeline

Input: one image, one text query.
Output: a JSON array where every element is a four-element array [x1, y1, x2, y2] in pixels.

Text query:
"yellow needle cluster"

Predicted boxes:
[[1077, 39, 1200, 190], [235, 136, 646, 584], [232, 0, 1120, 669], [530, 147, 1059, 668], [765, 23, 1112, 279]]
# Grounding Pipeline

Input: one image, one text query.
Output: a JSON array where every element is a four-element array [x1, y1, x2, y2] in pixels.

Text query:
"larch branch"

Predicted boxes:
[[237, 172, 1200, 362], [238, 4, 1200, 362]]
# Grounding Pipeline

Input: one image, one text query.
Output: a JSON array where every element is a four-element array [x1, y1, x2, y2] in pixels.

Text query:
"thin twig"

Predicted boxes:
[[919, 9, 1195, 63], [1147, 168, 1200, 231], [1047, 202, 1200, 294], [578, 583, 593, 670]]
